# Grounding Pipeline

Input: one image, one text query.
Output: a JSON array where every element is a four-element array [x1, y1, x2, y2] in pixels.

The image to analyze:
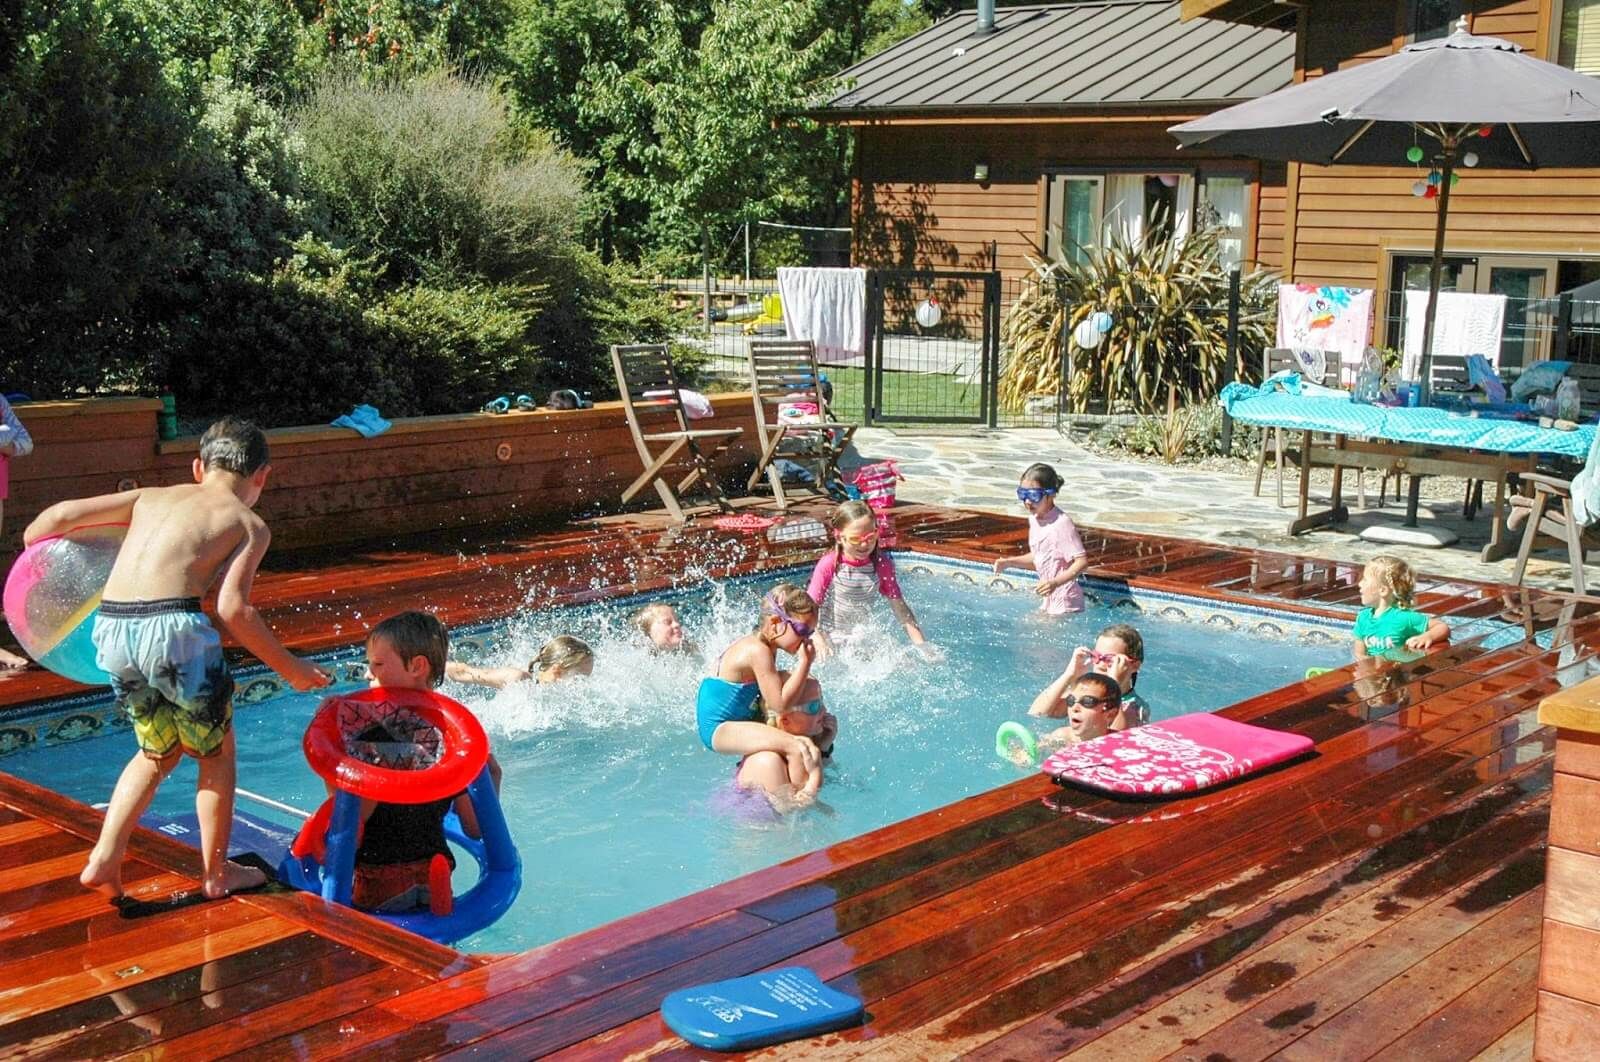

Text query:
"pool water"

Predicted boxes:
[[3, 559, 1343, 953]]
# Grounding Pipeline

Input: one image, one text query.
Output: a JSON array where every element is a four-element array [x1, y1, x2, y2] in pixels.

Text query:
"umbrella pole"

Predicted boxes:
[[1417, 141, 1457, 404]]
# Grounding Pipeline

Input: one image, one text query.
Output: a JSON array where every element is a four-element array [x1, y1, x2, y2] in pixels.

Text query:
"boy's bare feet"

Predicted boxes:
[[80, 848, 125, 901], [0, 647, 29, 670], [202, 860, 268, 900]]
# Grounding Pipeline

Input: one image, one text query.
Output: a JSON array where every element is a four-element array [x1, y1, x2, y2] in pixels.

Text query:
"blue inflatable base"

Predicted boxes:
[[660, 966, 864, 1052]]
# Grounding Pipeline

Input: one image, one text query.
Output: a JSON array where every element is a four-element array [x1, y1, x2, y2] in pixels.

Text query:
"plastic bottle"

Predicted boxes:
[[158, 395, 178, 440], [1556, 377, 1581, 422]]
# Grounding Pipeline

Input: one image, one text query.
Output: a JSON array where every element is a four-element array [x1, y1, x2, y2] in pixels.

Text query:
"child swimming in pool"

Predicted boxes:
[[1353, 556, 1449, 660], [1032, 673, 1122, 758], [764, 680, 837, 759], [632, 603, 696, 655], [357, 611, 488, 914], [807, 500, 935, 660], [25, 417, 333, 902], [696, 584, 823, 809], [991, 463, 1088, 616], [1031, 623, 1150, 731], [446, 634, 594, 689]]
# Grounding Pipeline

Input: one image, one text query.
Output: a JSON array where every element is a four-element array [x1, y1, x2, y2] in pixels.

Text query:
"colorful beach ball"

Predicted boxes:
[[2, 523, 125, 685]]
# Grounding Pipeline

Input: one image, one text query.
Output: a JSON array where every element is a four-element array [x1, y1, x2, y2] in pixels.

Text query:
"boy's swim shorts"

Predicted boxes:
[[93, 599, 235, 759]]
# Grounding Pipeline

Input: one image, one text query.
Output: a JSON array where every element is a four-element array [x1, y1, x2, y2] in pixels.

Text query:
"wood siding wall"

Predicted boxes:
[[1286, 1, 1592, 291], [853, 121, 1286, 280]]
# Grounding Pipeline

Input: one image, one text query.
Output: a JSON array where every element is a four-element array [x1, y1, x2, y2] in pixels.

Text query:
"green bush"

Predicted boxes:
[[1098, 403, 1263, 462], [999, 224, 1277, 415]]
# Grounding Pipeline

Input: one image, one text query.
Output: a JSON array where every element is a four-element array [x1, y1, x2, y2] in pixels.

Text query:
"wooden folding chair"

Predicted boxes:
[[1252, 348, 1345, 507], [1509, 472, 1600, 596], [746, 339, 857, 509], [610, 343, 742, 522]]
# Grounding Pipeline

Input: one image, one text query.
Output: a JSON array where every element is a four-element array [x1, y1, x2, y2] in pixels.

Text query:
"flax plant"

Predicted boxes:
[[999, 221, 1276, 414]]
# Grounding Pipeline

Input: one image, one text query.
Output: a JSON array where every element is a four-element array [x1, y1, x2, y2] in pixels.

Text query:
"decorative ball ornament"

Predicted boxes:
[[1426, 170, 1441, 186], [1478, 125, 1493, 138], [1074, 318, 1106, 349], [1463, 151, 1480, 168], [915, 297, 942, 329], [1090, 311, 1113, 334], [1449, 171, 1461, 186], [1411, 180, 1428, 197], [1405, 145, 1425, 164], [1424, 184, 1439, 199]]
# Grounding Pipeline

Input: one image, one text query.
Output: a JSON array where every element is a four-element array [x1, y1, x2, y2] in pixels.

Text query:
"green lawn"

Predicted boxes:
[[824, 366, 982, 422]]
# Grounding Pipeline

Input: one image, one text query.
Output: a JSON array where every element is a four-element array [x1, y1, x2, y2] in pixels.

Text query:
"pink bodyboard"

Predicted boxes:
[[1040, 713, 1313, 797]]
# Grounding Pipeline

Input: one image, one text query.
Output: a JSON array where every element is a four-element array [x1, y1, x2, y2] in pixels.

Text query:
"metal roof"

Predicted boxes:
[[815, 1, 1295, 118]]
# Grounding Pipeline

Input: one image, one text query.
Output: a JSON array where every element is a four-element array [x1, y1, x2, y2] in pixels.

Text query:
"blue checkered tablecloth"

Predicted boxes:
[[1219, 384, 1596, 459]]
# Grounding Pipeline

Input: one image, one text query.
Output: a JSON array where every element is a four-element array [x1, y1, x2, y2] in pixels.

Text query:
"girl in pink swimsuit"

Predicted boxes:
[[991, 463, 1088, 616], [806, 500, 934, 660]]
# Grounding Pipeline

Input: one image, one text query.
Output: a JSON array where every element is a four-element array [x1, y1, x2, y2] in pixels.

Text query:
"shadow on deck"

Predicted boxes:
[[1, 499, 1582, 1059]]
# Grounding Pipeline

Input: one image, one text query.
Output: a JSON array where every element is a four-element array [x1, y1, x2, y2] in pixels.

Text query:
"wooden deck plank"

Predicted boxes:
[[1376, 943, 1540, 1062], [1470, 1013, 1536, 1062]]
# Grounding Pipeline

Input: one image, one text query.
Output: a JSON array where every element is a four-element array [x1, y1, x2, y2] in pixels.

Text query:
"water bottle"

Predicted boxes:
[[158, 395, 178, 440], [1557, 377, 1581, 422]]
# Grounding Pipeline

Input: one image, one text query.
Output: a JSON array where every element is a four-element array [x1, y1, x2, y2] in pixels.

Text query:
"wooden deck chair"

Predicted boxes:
[[746, 339, 857, 510], [610, 343, 742, 522], [1252, 348, 1348, 507], [1508, 473, 1600, 596]]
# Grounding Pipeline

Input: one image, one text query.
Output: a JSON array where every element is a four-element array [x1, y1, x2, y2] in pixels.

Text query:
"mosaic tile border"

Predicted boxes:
[[0, 550, 1469, 758]]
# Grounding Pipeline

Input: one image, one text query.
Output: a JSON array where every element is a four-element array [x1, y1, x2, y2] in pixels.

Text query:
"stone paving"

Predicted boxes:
[[844, 426, 1594, 592]]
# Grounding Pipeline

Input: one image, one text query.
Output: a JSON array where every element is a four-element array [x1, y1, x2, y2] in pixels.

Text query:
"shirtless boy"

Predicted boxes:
[[24, 417, 331, 902]]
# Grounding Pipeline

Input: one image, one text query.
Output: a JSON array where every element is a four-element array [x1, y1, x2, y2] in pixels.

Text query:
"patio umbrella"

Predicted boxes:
[[1171, 17, 1600, 395]]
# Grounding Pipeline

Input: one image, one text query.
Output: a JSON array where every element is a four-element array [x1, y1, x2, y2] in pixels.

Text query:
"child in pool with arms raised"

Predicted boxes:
[[25, 417, 332, 902]]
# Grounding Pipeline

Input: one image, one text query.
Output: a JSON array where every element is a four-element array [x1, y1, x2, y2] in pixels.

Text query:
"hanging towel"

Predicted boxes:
[[778, 267, 866, 365], [1402, 291, 1507, 379], [1276, 284, 1375, 373]]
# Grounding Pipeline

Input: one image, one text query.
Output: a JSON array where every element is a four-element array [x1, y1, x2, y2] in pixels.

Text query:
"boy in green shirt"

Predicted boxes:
[[1353, 555, 1450, 659]]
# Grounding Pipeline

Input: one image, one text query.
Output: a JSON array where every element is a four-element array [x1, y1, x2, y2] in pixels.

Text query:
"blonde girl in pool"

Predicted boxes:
[[991, 463, 1088, 615], [446, 635, 595, 689], [807, 500, 935, 660]]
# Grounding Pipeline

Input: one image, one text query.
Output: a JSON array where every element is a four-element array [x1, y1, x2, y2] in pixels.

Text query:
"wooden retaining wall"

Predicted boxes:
[[2, 395, 762, 562]]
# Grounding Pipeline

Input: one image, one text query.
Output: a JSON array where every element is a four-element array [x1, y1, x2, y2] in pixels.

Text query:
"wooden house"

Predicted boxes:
[[812, 1, 1298, 281], [1183, 0, 1600, 367]]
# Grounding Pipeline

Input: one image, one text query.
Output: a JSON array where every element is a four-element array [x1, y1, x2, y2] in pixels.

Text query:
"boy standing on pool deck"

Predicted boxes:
[[24, 417, 332, 902]]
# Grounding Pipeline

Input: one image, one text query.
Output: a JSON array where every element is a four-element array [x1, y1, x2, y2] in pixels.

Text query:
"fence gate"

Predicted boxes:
[[862, 268, 1001, 427]]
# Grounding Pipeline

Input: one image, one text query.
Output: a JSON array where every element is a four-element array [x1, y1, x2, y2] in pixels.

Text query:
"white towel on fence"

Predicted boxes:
[[1402, 290, 1506, 378], [1275, 284, 1374, 374], [778, 266, 866, 363]]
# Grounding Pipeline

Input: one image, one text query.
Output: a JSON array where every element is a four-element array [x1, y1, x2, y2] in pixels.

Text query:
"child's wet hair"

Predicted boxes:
[[1074, 672, 1122, 707], [1020, 462, 1063, 491], [829, 499, 875, 532], [631, 602, 674, 638], [1365, 555, 1416, 609], [757, 583, 817, 635], [1099, 623, 1144, 662], [199, 417, 270, 475], [533, 635, 593, 674], [369, 611, 448, 687]]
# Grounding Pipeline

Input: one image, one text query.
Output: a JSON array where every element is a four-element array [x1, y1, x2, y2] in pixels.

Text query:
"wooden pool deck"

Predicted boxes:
[[0, 500, 1587, 1059]]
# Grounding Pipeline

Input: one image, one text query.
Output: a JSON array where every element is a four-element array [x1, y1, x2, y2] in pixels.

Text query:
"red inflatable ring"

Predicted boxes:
[[303, 687, 489, 804]]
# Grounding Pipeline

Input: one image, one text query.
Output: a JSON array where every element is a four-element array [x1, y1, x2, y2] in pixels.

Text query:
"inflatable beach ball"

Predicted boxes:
[[2, 523, 125, 685]]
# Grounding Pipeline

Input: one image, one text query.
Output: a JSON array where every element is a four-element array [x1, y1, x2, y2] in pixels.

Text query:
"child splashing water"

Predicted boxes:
[[696, 585, 824, 810], [447, 635, 594, 690], [807, 500, 935, 660], [991, 463, 1088, 616]]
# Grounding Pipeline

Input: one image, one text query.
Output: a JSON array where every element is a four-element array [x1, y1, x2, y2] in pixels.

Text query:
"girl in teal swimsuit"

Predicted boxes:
[[695, 584, 824, 809]]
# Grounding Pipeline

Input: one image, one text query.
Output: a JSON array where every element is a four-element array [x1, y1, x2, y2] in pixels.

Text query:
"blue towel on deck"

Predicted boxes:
[[331, 404, 391, 438]]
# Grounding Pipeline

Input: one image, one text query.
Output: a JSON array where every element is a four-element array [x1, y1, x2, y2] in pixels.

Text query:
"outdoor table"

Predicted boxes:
[[1219, 384, 1596, 562]]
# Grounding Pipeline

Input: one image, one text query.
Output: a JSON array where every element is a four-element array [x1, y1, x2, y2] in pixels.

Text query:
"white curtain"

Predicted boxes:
[[1173, 173, 1195, 241], [1103, 174, 1145, 244]]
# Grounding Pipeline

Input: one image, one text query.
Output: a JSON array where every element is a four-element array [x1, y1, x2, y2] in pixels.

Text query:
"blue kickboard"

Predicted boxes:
[[138, 809, 296, 867], [660, 966, 864, 1052]]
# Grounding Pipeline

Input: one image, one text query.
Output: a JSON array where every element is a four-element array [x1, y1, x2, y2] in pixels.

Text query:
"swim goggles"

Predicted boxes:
[[1088, 649, 1124, 669], [1061, 694, 1119, 711], [1016, 486, 1058, 504], [767, 592, 815, 639], [792, 698, 824, 716], [840, 528, 879, 546]]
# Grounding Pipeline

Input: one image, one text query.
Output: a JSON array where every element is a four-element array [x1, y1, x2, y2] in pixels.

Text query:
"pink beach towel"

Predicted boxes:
[[1040, 713, 1313, 796]]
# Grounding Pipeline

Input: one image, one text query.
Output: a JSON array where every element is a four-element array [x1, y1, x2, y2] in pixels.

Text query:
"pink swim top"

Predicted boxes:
[[807, 549, 902, 636]]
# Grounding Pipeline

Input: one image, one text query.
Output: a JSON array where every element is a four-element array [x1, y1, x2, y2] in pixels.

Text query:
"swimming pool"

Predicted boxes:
[[2, 556, 1349, 953]]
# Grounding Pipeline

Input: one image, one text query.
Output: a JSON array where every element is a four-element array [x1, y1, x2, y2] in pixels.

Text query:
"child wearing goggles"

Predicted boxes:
[[1031, 673, 1121, 756], [1030, 623, 1150, 731], [807, 500, 937, 661], [763, 683, 837, 759], [694, 584, 824, 810], [991, 463, 1087, 616]]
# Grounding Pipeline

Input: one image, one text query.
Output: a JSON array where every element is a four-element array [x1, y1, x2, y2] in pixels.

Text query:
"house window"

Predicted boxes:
[[1407, 0, 1460, 42], [1046, 170, 1199, 263], [1556, 0, 1600, 75], [1197, 175, 1248, 269]]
